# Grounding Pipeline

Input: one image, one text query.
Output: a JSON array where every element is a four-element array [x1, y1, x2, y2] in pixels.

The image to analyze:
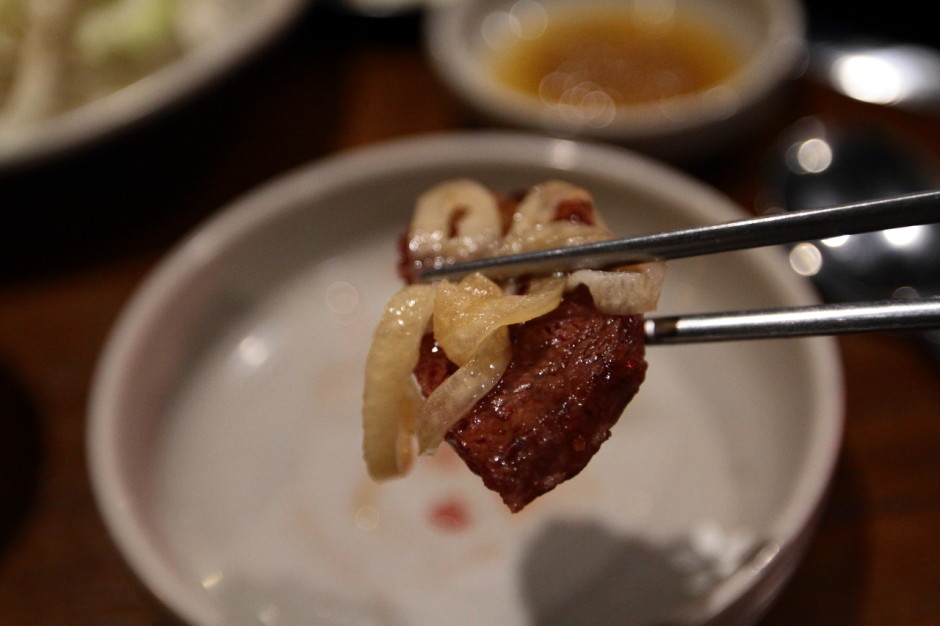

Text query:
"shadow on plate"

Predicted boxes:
[[0, 361, 42, 559], [520, 520, 738, 625], [519, 455, 871, 626]]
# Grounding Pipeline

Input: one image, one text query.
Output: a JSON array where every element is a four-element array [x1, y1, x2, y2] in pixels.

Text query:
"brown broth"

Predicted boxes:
[[490, 7, 742, 108]]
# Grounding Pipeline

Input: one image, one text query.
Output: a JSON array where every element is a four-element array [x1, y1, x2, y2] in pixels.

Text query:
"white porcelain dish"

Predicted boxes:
[[88, 132, 843, 625], [0, 0, 309, 171], [425, 0, 806, 162]]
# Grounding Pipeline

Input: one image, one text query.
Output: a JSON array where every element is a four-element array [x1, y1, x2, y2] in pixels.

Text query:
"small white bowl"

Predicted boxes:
[[425, 0, 806, 162], [0, 0, 309, 171], [88, 131, 842, 625]]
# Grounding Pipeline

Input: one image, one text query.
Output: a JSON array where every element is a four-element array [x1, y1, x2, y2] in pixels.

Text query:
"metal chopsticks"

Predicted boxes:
[[416, 190, 940, 342], [644, 297, 940, 344], [418, 190, 940, 281]]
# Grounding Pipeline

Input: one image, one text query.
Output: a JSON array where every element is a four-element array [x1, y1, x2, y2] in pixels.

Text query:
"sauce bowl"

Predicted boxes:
[[425, 0, 806, 162]]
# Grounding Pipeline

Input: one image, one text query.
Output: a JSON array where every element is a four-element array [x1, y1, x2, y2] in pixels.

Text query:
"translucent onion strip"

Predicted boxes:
[[508, 180, 609, 233], [408, 178, 503, 263], [500, 180, 613, 255], [567, 262, 667, 315], [362, 284, 435, 479], [414, 326, 511, 454], [433, 274, 565, 366]]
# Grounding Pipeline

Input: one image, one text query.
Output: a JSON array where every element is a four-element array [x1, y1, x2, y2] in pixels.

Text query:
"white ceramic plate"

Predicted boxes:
[[0, 0, 309, 171], [88, 132, 843, 625]]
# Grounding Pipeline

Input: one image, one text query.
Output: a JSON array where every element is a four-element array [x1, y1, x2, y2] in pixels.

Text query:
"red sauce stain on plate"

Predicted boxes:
[[429, 498, 472, 532]]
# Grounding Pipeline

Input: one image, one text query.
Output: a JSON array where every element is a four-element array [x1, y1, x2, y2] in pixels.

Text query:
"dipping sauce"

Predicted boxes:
[[488, 6, 742, 114]]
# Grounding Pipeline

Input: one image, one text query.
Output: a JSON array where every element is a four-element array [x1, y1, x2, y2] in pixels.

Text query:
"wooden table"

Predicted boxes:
[[1, 6, 938, 623]]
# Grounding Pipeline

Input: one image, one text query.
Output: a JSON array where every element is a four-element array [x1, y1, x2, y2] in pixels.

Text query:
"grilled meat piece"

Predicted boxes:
[[416, 285, 647, 512]]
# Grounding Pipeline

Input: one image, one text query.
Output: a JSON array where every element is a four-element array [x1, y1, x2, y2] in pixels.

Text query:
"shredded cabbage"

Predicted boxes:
[[0, 0, 257, 133]]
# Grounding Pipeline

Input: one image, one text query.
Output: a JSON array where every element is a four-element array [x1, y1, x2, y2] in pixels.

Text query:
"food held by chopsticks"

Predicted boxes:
[[362, 179, 664, 512]]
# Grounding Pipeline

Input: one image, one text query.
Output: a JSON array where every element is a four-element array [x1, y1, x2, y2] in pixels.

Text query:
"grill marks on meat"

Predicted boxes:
[[416, 285, 647, 512]]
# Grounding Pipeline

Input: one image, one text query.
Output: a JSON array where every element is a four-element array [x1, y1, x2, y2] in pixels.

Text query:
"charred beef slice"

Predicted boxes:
[[416, 285, 647, 512]]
